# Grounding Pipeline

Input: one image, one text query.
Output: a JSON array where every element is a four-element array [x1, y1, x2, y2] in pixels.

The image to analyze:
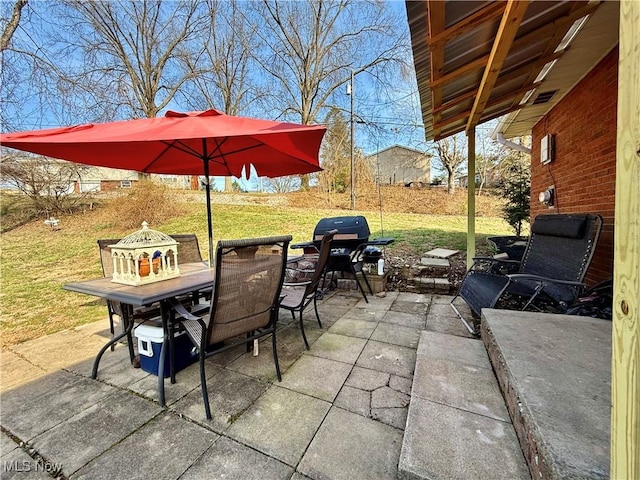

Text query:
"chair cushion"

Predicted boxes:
[[531, 214, 586, 238]]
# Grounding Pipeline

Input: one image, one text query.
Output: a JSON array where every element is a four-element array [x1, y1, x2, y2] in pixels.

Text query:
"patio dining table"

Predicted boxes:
[[63, 262, 214, 407]]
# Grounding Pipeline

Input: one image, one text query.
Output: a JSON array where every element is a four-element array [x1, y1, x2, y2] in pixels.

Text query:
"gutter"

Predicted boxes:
[[496, 132, 532, 155]]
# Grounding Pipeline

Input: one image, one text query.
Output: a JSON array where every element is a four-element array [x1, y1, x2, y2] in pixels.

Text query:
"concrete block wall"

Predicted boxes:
[[530, 47, 618, 285]]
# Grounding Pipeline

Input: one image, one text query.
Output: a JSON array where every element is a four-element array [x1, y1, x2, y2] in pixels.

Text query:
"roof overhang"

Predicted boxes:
[[406, 0, 619, 141]]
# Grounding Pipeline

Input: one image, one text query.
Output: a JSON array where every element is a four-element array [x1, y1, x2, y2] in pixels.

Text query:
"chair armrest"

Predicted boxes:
[[291, 241, 316, 250], [168, 297, 201, 321], [283, 281, 312, 287], [506, 274, 587, 288], [470, 257, 521, 274], [366, 238, 395, 246]]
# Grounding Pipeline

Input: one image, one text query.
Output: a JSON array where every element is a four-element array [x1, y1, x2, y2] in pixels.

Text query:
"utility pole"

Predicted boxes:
[[348, 69, 355, 210]]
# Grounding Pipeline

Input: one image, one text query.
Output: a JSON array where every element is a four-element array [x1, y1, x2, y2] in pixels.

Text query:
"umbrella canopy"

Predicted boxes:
[[1, 109, 326, 263]]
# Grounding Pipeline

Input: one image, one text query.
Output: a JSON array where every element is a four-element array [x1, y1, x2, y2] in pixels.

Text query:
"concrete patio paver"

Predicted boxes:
[[371, 322, 421, 348], [170, 368, 270, 432], [412, 356, 510, 422], [8, 329, 108, 373], [298, 406, 403, 480], [306, 332, 367, 364], [399, 396, 529, 480], [327, 317, 377, 338], [31, 389, 163, 477], [380, 310, 426, 329], [356, 340, 416, 378], [279, 354, 352, 402], [225, 385, 331, 466], [179, 436, 293, 480], [1, 291, 543, 480], [1, 447, 52, 479], [0, 349, 47, 391], [2, 374, 116, 441], [71, 412, 217, 480]]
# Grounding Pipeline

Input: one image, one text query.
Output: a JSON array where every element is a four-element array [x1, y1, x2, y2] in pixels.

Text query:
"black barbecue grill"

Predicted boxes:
[[292, 216, 394, 302]]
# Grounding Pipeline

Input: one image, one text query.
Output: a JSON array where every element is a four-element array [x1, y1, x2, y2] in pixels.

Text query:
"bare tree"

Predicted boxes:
[[55, 0, 208, 120], [180, 0, 264, 192], [250, 0, 408, 189], [0, 153, 90, 213], [432, 134, 466, 194], [0, 0, 27, 51], [266, 176, 299, 193]]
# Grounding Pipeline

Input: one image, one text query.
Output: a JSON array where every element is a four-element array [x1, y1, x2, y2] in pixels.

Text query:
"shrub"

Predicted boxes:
[[102, 180, 184, 229]]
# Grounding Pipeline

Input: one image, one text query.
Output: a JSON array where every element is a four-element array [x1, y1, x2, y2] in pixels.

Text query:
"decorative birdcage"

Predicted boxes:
[[109, 221, 180, 286]]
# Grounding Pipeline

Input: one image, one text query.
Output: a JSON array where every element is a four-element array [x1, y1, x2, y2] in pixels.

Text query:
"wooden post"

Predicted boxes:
[[467, 127, 476, 268], [612, 0, 640, 477]]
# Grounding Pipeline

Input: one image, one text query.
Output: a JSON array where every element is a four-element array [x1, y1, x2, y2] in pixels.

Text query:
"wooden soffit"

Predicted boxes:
[[406, 0, 611, 141]]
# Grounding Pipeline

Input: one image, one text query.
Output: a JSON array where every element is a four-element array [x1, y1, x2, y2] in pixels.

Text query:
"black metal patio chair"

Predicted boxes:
[[451, 213, 603, 335], [169, 235, 291, 420], [280, 229, 337, 349]]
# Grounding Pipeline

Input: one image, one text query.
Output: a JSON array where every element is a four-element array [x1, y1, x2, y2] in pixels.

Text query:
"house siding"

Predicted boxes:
[[373, 146, 431, 185], [530, 47, 618, 285]]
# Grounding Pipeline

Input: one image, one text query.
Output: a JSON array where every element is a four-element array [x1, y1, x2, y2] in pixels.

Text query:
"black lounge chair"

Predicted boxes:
[[169, 235, 291, 420], [451, 213, 603, 335], [280, 229, 337, 349]]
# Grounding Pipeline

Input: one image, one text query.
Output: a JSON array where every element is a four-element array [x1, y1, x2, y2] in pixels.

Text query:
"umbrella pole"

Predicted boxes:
[[203, 155, 215, 266]]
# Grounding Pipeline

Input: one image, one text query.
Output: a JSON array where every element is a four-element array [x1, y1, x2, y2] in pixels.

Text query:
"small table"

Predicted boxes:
[[64, 262, 214, 406]]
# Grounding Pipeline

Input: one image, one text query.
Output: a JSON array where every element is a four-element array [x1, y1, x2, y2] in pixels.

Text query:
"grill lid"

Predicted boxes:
[[313, 216, 370, 241]]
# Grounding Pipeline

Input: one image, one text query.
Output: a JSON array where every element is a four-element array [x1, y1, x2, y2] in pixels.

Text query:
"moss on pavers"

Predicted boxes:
[[327, 318, 377, 339], [371, 322, 421, 349], [307, 332, 367, 365], [380, 310, 426, 329]]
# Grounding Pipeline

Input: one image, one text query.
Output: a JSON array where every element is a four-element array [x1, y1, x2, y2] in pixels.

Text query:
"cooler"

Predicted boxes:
[[134, 324, 198, 377]]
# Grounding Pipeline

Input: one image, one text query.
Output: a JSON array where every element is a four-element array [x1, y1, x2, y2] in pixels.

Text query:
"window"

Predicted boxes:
[[120, 180, 132, 188]]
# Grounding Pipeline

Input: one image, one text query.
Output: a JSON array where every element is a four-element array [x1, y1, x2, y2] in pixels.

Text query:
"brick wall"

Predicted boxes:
[[530, 47, 618, 285]]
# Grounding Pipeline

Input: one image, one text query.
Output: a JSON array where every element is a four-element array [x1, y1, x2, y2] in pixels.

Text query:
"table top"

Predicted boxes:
[[63, 262, 214, 306]]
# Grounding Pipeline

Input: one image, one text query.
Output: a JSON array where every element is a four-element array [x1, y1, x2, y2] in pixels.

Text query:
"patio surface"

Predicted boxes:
[[3, 289, 589, 480]]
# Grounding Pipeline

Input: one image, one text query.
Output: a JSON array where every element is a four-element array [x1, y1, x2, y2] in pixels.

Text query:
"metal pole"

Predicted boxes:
[[350, 69, 355, 210]]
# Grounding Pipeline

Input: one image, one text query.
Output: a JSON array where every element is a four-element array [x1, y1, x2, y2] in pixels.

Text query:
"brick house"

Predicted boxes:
[[406, 1, 639, 474], [407, 0, 620, 285]]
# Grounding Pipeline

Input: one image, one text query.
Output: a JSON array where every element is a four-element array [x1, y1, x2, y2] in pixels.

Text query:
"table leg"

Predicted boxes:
[[157, 300, 170, 407], [91, 315, 135, 379]]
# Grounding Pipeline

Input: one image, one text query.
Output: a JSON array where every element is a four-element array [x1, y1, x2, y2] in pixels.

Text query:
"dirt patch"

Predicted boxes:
[[284, 185, 505, 217]]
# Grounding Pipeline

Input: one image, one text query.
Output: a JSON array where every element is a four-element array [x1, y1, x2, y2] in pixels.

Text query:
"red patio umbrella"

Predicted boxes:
[[1, 109, 326, 263]]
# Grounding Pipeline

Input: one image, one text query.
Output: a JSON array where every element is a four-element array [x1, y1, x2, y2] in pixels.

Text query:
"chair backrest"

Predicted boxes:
[[170, 234, 204, 264], [97, 238, 122, 277], [98, 234, 204, 276], [303, 229, 337, 297], [521, 213, 603, 300], [207, 235, 292, 346]]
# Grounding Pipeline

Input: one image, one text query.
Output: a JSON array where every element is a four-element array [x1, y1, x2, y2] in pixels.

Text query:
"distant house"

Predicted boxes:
[[366, 145, 431, 186], [73, 166, 143, 193], [73, 167, 192, 192]]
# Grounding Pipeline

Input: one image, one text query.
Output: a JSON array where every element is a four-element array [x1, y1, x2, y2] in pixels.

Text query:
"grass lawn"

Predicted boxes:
[[0, 201, 513, 347]]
